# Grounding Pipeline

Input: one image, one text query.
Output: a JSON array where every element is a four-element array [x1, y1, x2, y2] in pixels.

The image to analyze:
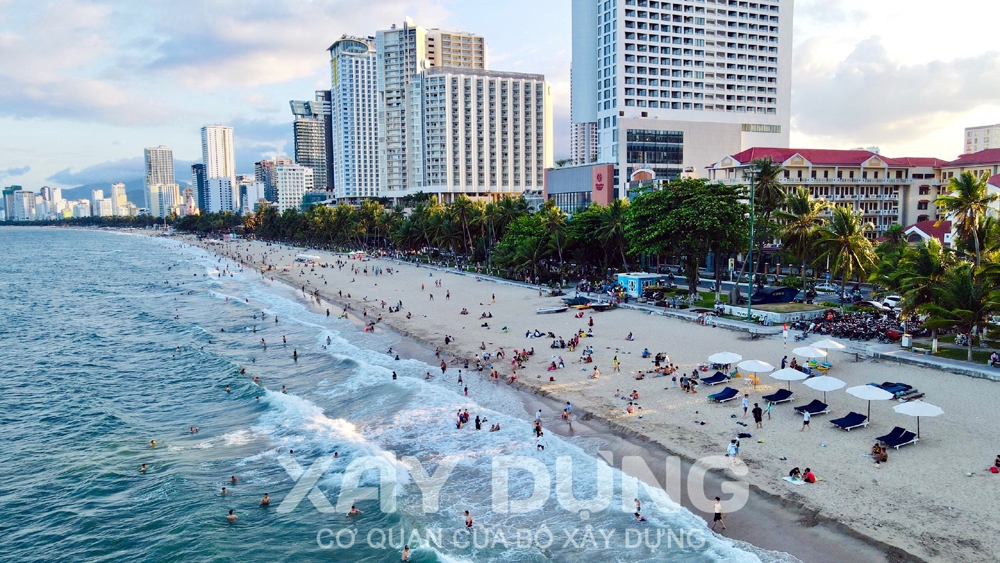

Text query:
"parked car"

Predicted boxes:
[[883, 294, 902, 309], [814, 282, 841, 293]]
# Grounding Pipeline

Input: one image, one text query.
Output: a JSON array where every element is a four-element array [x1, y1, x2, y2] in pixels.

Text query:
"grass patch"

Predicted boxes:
[[931, 347, 994, 363]]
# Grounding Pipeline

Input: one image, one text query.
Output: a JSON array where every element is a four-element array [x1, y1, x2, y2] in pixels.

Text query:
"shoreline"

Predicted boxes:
[[176, 234, 933, 563]]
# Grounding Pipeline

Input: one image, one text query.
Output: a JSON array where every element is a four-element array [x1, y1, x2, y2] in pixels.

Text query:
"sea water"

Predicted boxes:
[[0, 228, 796, 562]]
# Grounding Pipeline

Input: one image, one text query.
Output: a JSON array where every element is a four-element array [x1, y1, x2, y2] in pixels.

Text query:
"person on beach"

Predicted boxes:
[[711, 497, 725, 531], [260, 493, 270, 506], [464, 510, 473, 528], [752, 403, 763, 428], [803, 468, 817, 483], [401, 545, 410, 561], [800, 410, 811, 431], [535, 432, 547, 451], [634, 512, 647, 522], [764, 400, 773, 420], [742, 394, 749, 417]]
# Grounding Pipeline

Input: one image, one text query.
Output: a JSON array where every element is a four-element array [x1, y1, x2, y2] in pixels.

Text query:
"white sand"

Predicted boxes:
[[189, 235, 998, 563]]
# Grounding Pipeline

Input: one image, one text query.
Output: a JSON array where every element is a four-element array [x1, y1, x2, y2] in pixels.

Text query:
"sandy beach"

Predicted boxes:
[[184, 234, 999, 563]]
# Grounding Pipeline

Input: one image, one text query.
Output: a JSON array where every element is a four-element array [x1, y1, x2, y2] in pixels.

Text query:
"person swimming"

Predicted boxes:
[[227, 509, 237, 522], [347, 505, 362, 517], [260, 493, 270, 507], [150, 440, 157, 448], [140, 463, 147, 472]]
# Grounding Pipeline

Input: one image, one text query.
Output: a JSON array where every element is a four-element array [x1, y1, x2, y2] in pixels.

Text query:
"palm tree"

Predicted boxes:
[[748, 157, 786, 275], [776, 187, 827, 293], [450, 195, 476, 259], [922, 262, 1000, 361], [813, 205, 877, 291], [538, 201, 568, 275], [936, 170, 998, 268], [892, 240, 951, 352], [596, 198, 629, 271]]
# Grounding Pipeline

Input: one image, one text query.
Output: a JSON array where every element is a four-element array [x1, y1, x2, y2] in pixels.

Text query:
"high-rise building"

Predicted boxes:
[[191, 164, 207, 212], [329, 36, 380, 201], [964, 124, 1000, 154], [290, 95, 330, 191], [571, 1, 599, 166], [572, 0, 793, 197], [110, 182, 127, 216], [144, 146, 175, 210], [147, 183, 181, 217], [206, 177, 237, 213], [13, 189, 36, 221], [40, 186, 53, 203], [180, 188, 197, 216], [3, 186, 19, 219], [412, 68, 553, 202], [376, 20, 487, 196], [201, 125, 236, 190], [275, 164, 314, 213], [254, 157, 294, 202]]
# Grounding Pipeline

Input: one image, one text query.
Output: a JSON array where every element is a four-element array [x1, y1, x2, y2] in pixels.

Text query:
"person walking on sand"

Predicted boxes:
[[711, 497, 725, 531], [764, 400, 773, 420], [752, 403, 763, 428], [800, 409, 811, 431], [742, 394, 749, 418]]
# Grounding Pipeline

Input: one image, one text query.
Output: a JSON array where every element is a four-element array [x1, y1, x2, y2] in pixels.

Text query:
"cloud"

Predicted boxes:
[[46, 156, 196, 186], [792, 36, 1000, 145], [0, 165, 31, 180], [228, 117, 293, 172]]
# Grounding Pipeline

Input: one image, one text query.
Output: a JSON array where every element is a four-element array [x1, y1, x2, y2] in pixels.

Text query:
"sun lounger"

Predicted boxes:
[[701, 372, 729, 386], [877, 426, 918, 449], [708, 387, 739, 403], [830, 411, 869, 431], [794, 399, 830, 415], [871, 382, 912, 396], [762, 388, 794, 404]]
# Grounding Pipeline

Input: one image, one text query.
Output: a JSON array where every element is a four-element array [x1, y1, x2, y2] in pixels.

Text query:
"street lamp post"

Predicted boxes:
[[746, 171, 756, 320]]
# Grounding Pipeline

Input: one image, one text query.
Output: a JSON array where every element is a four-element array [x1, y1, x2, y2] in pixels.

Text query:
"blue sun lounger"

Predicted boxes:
[[830, 411, 869, 431], [877, 426, 919, 449], [701, 372, 730, 386], [708, 387, 739, 403], [762, 388, 794, 404], [794, 399, 830, 415]]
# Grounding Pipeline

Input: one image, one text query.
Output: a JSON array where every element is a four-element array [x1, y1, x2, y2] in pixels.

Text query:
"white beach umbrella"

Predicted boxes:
[[737, 360, 774, 373], [811, 339, 846, 350], [893, 400, 944, 438], [708, 352, 743, 365], [792, 346, 828, 359], [803, 375, 846, 402], [769, 367, 809, 390], [846, 385, 894, 421]]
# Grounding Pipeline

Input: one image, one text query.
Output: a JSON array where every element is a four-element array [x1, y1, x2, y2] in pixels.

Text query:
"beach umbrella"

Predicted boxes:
[[803, 375, 846, 402], [811, 339, 846, 350], [708, 352, 743, 365], [769, 367, 809, 390], [792, 346, 828, 359], [893, 400, 944, 439], [846, 385, 894, 421], [736, 360, 774, 387]]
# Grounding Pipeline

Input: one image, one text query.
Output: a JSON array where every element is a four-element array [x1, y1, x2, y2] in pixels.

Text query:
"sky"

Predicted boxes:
[[2, 0, 1000, 190]]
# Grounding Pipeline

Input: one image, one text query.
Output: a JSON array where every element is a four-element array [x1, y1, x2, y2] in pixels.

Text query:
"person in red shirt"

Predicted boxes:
[[804, 468, 817, 483]]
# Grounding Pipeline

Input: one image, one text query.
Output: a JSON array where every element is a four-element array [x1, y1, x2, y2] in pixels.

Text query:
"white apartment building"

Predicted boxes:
[[573, 0, 792, 197], [254, 157, 294, 203], [206, 177, 237, 213], [414, 68, 553, 202], [376, 20, 487, 196], [202, 125, 236, 189], [110, 182, 127, 216], [144, 145, 175, 210], [147, 183, 180, 218], [13, 190, 35, 221], [275, 164, 314, 213], [329, 37, 380, 201], [95, 198, 114, 217], [964, 124, 1000, 154]]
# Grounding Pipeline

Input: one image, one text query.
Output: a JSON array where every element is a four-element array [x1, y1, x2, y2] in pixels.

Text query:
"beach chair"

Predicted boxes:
[[794, 399, 830, 415], [701, 372, 729, 386], [708, 387, 739, 403], [877, 427, 919, 449], [761, 388, 794, 404], [830, 411, 869, 431]]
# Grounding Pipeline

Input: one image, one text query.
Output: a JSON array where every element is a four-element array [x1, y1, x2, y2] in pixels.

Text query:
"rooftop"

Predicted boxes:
[[939, 148, 1000, 168], [712, 147, 945, 168]]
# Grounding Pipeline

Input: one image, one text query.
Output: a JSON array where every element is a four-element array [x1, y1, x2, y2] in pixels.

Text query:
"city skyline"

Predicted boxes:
[[3, 0, 1000, 191]]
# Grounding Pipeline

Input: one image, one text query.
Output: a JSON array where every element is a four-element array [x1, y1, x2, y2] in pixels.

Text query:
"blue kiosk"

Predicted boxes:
[[616, 273, 666, 299]]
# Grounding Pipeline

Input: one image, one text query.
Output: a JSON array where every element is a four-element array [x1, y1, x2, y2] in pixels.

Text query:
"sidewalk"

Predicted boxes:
[[866, 343, 1000, 382]]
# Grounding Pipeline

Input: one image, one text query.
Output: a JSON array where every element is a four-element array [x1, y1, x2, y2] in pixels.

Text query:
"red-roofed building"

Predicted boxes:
[[904, 220, 953, 248], [707, 148, 945, 238], [937, 148, 1000, 184]]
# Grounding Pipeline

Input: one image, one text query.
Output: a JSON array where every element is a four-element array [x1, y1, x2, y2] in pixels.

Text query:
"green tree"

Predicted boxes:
[[813, 206, 877, 291], [891, 240, 951, 352], [748, 157, 786, 275], [776, 187, 827, 293], [922, 262, 1000, 361], [936, 170, 998, 268]]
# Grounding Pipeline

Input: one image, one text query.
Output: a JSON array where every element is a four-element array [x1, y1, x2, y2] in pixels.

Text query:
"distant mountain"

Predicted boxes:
[[61, 178, 189, 207]]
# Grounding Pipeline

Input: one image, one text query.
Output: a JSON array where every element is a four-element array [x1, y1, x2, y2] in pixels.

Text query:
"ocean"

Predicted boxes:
[[0, 228, 795, 563]]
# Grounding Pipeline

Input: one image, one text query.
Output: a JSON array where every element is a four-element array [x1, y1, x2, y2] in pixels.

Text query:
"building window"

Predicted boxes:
[[917, 200, 929, 210]]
